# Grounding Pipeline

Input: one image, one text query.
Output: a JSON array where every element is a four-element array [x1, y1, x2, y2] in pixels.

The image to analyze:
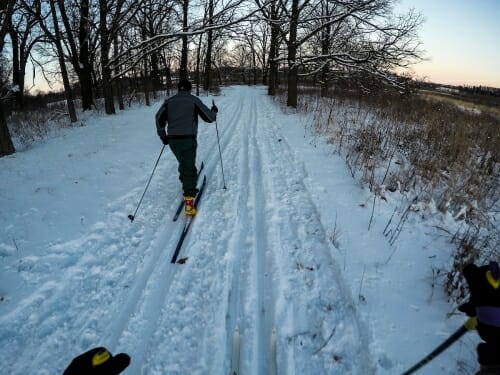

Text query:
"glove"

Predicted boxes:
[[160, 135, 168, 145], [64, 347, 130, 375], [458, 301, 476, 317], [211, 104, 218, 113]]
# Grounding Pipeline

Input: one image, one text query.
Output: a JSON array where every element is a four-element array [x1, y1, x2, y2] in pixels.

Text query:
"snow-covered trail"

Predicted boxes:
[[116, 86, 373, 374], [0, 86, 374, 374]]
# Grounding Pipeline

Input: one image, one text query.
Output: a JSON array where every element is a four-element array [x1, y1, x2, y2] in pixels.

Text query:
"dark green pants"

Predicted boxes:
[[169, 137, 199, 197]]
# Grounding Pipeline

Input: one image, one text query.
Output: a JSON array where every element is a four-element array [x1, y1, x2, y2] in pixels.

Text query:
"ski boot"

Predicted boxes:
[[184, 196, 197, 216]]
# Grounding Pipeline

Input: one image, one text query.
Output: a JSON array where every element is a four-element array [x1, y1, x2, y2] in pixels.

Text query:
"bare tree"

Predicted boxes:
[[98, 0, 139, 114], [30, 0, 78, 122], [0, 0, 16, 157], [272, 0, 423, 107], [108, 0, 263, 84], [202, 0, 215, 90], [99, 0, 115, 114], [256, 0, 284, 95], [48, 0, 77, 122], [179, 0, 190, 80], [8, 1, 44, 109], [55, 0, 96, 111]]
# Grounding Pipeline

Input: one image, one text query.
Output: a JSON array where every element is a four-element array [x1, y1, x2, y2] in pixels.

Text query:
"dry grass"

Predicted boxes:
[[275, 85, 500, 304], [418, 89, 500, 117]]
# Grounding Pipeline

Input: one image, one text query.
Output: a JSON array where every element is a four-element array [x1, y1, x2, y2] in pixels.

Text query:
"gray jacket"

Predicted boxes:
[[156, 91, 217, 138]]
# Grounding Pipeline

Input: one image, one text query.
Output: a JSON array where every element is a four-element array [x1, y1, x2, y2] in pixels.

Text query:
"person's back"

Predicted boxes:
[[155, 80, 218, 216], [162, 90, 216, 136]]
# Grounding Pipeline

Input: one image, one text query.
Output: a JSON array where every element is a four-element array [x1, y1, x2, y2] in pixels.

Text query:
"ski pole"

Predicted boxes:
[[401, 317, 477, 375], [213, 100, 227, 189], [128, 145, 166, 222]]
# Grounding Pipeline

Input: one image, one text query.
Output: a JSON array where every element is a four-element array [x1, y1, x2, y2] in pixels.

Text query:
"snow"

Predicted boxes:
[[0, 86, 479, 374]]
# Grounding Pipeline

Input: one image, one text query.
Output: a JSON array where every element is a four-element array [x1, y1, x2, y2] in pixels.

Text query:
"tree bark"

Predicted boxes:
[[0, 0, 14, 153], [78, 0, 94, 110], [286, 0, 299, 108], [267, 1, 280, 96], [195, 33, 202, 96], [0, 0, 15, 53], [320, 5, 331, 98], [203, 0, 214, 91], [49, 0, 77, 122], [143, 61, 150, 106], [0, 103, 15, 157], [9, 27, 21, 107], [57, 0, 94, 110], [113, 36, 124, 110], [179, 0, 189, 81], [99, 0, 115, 114]]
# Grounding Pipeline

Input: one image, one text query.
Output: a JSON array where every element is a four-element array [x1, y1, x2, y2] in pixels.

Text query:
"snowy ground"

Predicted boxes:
[[0, 86, 479, 374]]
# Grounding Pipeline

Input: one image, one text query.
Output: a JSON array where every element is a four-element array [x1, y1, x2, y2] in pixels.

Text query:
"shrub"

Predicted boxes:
[[275, 84, 499, 304]]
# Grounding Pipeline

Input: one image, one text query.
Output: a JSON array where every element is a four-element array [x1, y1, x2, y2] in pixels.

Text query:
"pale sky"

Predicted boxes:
[[396, 0, 500, 88]]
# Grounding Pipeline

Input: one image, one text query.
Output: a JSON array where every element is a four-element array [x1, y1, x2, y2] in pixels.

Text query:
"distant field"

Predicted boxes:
[[418, 89, 500, 117]]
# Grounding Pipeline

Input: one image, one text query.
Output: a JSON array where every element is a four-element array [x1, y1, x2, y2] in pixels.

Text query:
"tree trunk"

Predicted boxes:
[[99, 0, 115, 114], [203, 0, 214, 91], [113, 37, 124, 110], [49, 0, 77, 122], [0, 103, 15, 157], [165, 65, 172, 95], [143, 61, 150, 106], [252, 44, 257, 85], [79, 0, 94, 110], [179, 0, 189, 81], [57, 0, 94, 110], [267, 2, 280, 96], [0, 0, 15, 53], [151, 52, 160, 97], [195, 33, 202, 96], [9, 28, 22, 109], [320, 16, 331, 97], [286, 0, 299, 108]]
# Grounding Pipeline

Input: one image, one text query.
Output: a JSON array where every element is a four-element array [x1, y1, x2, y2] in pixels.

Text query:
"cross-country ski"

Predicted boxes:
[[171, 175, 207, 264]]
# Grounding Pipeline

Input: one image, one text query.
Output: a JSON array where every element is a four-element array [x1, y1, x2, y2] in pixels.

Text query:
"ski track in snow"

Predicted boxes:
[[0, 87, 374, 374]]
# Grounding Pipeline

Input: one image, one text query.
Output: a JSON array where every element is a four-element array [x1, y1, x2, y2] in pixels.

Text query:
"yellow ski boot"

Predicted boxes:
[[184, 196, 197, 216]]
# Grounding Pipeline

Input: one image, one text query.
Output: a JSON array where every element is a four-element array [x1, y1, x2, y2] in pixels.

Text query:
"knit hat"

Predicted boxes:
[[178, 80, 192, 91], [63, 347, 130, 375]]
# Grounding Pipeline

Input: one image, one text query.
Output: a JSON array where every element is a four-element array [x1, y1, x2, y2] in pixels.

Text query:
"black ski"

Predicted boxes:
[[171, 175, 207, 264], [173, 162, 204, 222]]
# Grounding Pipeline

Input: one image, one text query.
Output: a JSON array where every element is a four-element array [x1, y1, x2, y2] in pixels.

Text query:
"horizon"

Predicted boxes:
[[396, 0, 500, 89]]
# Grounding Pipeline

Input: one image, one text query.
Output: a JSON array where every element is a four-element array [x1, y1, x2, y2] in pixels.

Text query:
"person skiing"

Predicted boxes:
[[155, 79, 218, 216], [63, 347, 130, 374], [459, 261, 500, 374]]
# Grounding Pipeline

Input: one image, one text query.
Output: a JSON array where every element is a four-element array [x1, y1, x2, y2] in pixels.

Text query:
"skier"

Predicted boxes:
[[155, 79, 218, 216], [63, 347, 130, 374], [459, 261, 500, 374]]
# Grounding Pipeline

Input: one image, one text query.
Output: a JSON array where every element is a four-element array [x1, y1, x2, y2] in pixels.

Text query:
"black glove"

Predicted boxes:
[[160, 135, 168, 145], [64, 347, 130, 375], [458, 301, 476, 317], [211, 104, 218, 113]]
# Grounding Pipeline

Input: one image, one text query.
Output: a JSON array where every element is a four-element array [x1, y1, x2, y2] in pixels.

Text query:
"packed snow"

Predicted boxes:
[[0, 86, 480, 374]]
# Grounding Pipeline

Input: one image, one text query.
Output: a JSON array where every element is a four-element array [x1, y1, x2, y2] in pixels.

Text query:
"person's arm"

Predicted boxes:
[[156, 102, 168, 137], [155, 102, 169, 144], [194, 97, 217, 123]]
